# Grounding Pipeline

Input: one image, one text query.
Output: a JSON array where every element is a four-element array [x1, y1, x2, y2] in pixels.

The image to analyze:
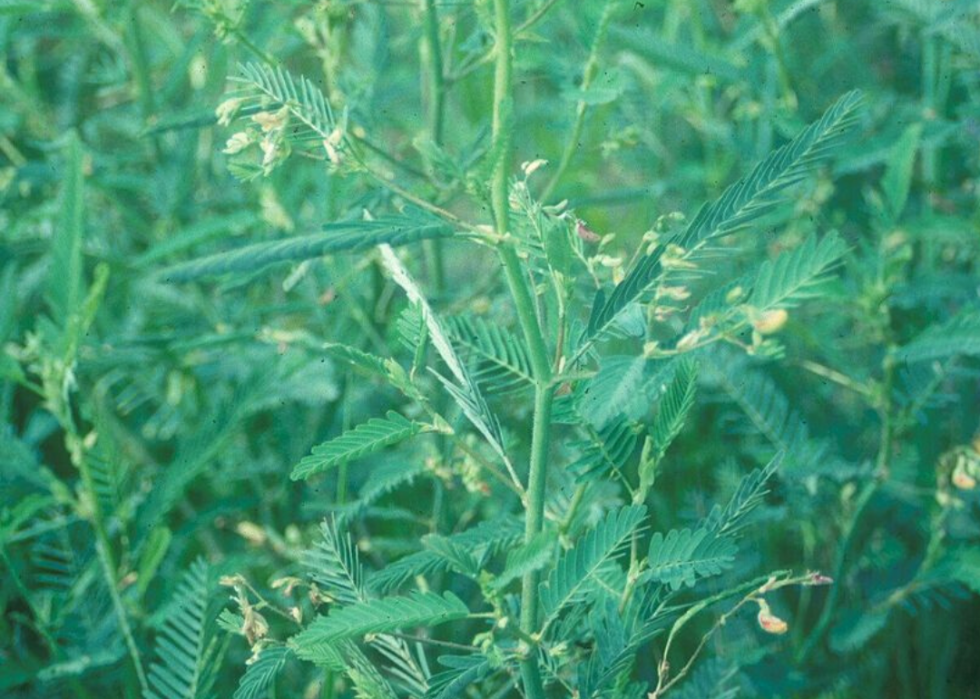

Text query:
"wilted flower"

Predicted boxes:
[[271, 576, 303, 596], [242, 606, 269, 645], [308, 583, 324, 607]]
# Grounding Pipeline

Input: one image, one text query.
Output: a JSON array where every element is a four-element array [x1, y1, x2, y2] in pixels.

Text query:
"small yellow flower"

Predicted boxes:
[[752, 308, 789, 335], [725, 285, 745, 304], [952, 460, 977, 491], [252, 106, 289, 132], [756, 598, 789, 635], [659, 285, 691, 301], [260, 136, 283, 169], [236, 521, 267, 546], [222, 132, 252, 155], [215, 97, 245, 126], [521, 159, 548, 176], [676, 329, 707, 352], [322, 125, 345, 164]]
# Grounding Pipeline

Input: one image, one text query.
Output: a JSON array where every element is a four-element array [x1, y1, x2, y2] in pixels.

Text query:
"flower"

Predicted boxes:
[[659, 285, 691, 301], [251, 106, 289, 132], [521, 159, 547, 176], [952, 460, 977, 491], [271, 576, 303, 596], [236, 521, 266, 545], [805, 572, 834, 586], [676, 329, 707, 352], [725, 285, 745, 304], [222, 131, 252, 155], [215, 97, 245, 126], [576, 219, 600, 243], [242, 606, 269, 645], [323, 125, 344, 164], [752, 308, 789, 335], [756, 598, 789, 635]]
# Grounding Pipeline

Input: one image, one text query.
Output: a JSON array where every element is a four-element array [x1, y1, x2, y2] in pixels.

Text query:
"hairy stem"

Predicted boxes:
[[449, 0, 567, 83], [490, 1, 553, 697]]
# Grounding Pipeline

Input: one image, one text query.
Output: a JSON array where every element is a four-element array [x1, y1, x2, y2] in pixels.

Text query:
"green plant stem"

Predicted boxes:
[[490, 2, 553, 697], [798, 351, 895, 662], [921, 33, 939, 193], [71, 432, 149, 694], [654, 571, 805, 697], [420, 0, 447, 292], [448, 0, 567, 83], [559, 483, 587, 535], [420, 0, 445, 145], [235, 30, 278, 67], [540, 0, 615, 202]]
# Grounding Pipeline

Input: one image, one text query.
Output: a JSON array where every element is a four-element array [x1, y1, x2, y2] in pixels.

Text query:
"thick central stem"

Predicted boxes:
[[490, 1, 553, 697]]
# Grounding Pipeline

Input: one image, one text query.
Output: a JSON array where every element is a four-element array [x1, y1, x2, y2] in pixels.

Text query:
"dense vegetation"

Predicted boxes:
[[3, 1, 980, 697]]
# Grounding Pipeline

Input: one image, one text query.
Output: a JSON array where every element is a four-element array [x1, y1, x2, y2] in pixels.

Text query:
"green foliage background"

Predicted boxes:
[[2, 0, 980, 698]]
